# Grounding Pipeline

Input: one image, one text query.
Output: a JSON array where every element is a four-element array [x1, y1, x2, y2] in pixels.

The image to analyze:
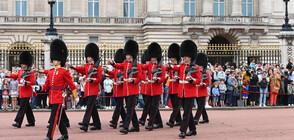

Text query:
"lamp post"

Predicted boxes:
[[281, 0, 293, 31], [45, 0, 58, 36]]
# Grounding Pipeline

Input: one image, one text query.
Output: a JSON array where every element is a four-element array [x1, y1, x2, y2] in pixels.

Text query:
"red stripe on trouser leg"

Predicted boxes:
[[127, 96, 136, 128], [196, 98, 205, 121], [18, 98, 29, 124], [87, 95, 96, 125], [51, 104, 61, 138], [172, 98, 181, 122], [115, 100, 122, 123], [151, 96, 161, 125], [184, 99, 193, 132]]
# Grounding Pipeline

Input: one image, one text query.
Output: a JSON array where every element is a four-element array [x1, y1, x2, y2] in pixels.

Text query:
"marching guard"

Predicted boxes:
[[8, 51, 36, 128]]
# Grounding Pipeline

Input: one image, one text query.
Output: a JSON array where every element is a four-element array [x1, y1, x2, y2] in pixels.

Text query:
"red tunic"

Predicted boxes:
[[42, 67, 77, 104], [107, 69, 124, 97], [73, 64, 102, 97], [8, 70, 35, 98], [141, 63, 166, 96], [113, 60, 142, 96], [140, 70, 148, 95], [165, 66, 179, 95], [170, 63, 201, 98], [196, 72, 210, 97]]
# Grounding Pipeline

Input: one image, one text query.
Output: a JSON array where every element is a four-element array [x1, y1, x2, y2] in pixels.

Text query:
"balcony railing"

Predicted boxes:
[[182, 16, 269, 25]]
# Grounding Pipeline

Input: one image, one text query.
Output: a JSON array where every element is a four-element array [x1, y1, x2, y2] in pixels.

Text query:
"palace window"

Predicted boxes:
[[124, 0, 135, 18], [242, 0, 253, 16], [184, 0, 196, 16], [214, 0, 225, 16]]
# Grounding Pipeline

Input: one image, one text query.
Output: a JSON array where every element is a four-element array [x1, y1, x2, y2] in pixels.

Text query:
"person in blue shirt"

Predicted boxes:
[[212, 82, 220, 107]]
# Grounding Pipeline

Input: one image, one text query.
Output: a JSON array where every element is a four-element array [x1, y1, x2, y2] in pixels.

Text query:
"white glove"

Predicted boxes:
[[75, 97, 79, 103]]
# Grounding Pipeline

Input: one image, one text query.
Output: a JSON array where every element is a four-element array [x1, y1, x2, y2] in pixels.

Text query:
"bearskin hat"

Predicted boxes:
[[114, 49, 125, 63], [50, 39, 68, 67], [196, 53, 208, 68], [147, 42, 162, 62], [123, 40, 139, 59], [180, 40, 197, 60], [85, 43, 99, 62], [168, 43, 180, 62], [19, 51, 33, 67]]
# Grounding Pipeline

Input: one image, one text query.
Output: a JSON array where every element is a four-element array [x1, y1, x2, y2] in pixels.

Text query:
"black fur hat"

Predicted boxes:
[[168, 43, 180, 62], [147, 42, 162, 62], [141, 50, 147, 64], [50, 39, 68, 67], [85, 43, 99, 62], [19, 51, 33, 67], [196, 53, 208, 68], [114, 49, 125, 63], [180, 40, 197, 60], [123, 40, 139, 59]]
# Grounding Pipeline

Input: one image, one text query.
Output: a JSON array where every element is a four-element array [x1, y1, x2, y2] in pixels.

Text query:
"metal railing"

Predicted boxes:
[[182, 16, 269, 25]]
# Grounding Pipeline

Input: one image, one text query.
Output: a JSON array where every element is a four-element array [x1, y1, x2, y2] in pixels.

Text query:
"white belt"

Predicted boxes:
[[179, 80, 189, 84], [170, 79, 177, 82], [148, 80, 155, 83], [114, 82, 119, 85], [141, 81, 148, 84]]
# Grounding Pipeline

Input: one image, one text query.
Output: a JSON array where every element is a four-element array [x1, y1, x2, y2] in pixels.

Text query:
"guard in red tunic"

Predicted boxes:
[[138, 50, 151, 126], [165, 43, 182, 128], [105, 49, 126, 129], [108, 40, 142, 134], [165, 40, 200, 138], [8, 51, 36, 128], [67, 43, 102, 132], [141, 42, 165, 131], [194, 53, 210, 125], [41, 39, 79, 140]]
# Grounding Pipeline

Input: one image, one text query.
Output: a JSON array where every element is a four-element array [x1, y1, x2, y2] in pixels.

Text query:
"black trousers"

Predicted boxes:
[[111, 97, 126, 124], [180, 97, 196, 133], [148, 95, 162, 126], [78, 92, 87, 106], [168, 94, 182, 123], [47, 103, 67, 139], [140, 94, 151, 121], [194, 97, 209, 121], [105, 92, 112, 106], [14, 98, 35, 126], [123, 95, 139, 129], [48, 108, 69, 125], [38, 93, 48, 108], [83, 95, 101, 127]]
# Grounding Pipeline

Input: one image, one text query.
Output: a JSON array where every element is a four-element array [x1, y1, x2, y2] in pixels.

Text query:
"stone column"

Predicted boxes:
[[259, 0, 272, 16], [42, 35, 58, 70], [231, 0, 242, 16], [202, 0, 213, 16], [277, 31, 294, 65]]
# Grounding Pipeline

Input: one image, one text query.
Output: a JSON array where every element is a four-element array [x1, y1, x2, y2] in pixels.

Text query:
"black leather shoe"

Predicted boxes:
[[119, 121, 123, 124], [25, 123, 35, 127], [57, 135, 68, 140], [179, 132, 186, 138], [79, 125, 88, 132], [110, 123, 117, 129], [78, 122, 85, 126], [47, 125, 50, 129], [89, 122, 94, 126], [186, 130, 197, 136], [110, 120, 114, 124], [153, 124, 163, 129], [119, 124, 124, 127], [194, 119, 198, 125], [199, 120, 209, 124], [120, 128, 128, 134], [138, 119, 145, 126], [128, 127, 139, 132], [65, 123, 70, 128], [12, 123, 21, 128], [145, 125, 153, 131], [43, 137, 52, 140], [174, 122, 181, 126], [166, 122, 174, 128], [90, 126, 101, 130]]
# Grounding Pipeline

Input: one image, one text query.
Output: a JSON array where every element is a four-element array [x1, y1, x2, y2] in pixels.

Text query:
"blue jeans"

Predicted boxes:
[[164, 86, 169, 106], [213, 96, 219, 103], [259, 87, 268, 105], [0, 90, 2, 109], [288, 95, 294, 104], [31, 96, 38, 108], [228, 90, 233, 106]]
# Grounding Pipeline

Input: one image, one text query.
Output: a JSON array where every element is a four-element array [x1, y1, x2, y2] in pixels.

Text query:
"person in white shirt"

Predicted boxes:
[[103, 77, 113, 109]]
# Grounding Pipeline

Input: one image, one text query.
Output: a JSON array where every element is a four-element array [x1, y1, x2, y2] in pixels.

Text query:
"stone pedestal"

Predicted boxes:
[[277, 31, 294, 65], [41, 35, 58, 70]]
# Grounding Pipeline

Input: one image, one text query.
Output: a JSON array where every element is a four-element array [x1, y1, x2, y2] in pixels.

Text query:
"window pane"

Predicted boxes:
[[88, 2, 93, 17], [213, 3, 218, 16], [124, 3, 128, 17], [220, 0, 224, 2], [220, 3, 224, 16], [22, 1, 27, 16], [214, 0, 218, 2], [125, 37, 134, 42], [184, 3, 189, 15], [248, 0, 252, 2], [130, 3, 134, 17], [191, 0, 195, 1], [185, 0, 189, 1], [94, 2, 99, 17], [53, 3, 57, 16], [16, 1, 20, 16], [130, 0, 134, 1], [242, 4, 246, 16], [190, 3, 195, 16], [89, 37, 98, 43], [58, 2, 63, 16], [242, 0, 246, 2], [248, 4, 252, 16]]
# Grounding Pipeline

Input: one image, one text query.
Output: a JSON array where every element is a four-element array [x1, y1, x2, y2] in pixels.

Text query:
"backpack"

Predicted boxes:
[[260, 78, 267, 89]]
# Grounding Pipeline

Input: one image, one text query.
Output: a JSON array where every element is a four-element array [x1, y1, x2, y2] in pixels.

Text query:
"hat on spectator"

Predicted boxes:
[[196, 53, 208, 68], [114, 49, 125, 63], [85, 43, 99, 62], [180, 40, 197, 60], [123, 40, 139, 59], [147, 42, 162, 62], [168, 43, 181, 63], [50, 39, 68, 67], [19, 51, 33, 67]]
